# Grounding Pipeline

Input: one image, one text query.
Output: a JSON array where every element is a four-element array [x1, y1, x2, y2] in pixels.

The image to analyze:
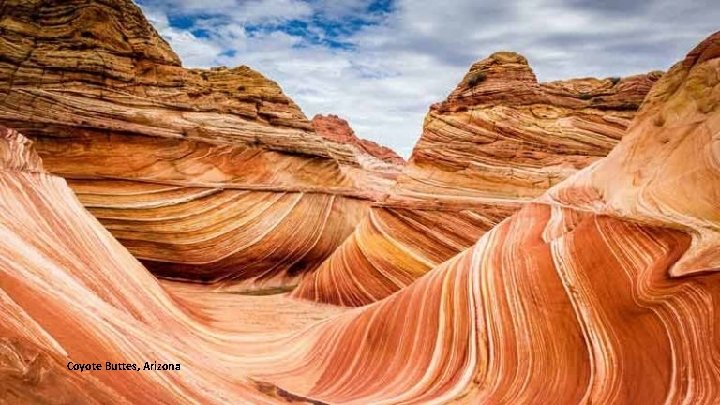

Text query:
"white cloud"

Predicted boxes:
[[136, 0, 720, 158]]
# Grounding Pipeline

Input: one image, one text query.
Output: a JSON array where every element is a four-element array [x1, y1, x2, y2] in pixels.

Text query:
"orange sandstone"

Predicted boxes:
[[0, 0, 400, 290], [294, 51, 661, 306]]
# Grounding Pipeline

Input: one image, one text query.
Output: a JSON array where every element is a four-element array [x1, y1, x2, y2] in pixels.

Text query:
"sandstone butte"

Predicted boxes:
[[0, 30, 719, 405], [312, 113, 405, 167], [310, 113, 405, 195], [0, 0, 401, 291], [293, 50, 661, 306]]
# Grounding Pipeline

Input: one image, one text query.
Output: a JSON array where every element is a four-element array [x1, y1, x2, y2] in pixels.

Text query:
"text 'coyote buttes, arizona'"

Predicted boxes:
[[0, 0, 718, 404]]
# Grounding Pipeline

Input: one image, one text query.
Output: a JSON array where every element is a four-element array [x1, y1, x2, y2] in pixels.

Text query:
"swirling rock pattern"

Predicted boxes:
[[0, 126, 346, 403], [0, 0, 399, 290], [260, 31, 720, 403], [1, 32, 719, 404], [293, 52, 661, 306]]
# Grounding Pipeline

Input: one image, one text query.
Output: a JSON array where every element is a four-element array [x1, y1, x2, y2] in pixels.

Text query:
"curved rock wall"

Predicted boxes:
[[294, 52, 661, 306], [264, 32, 720, 403], [0, 31, 718, 403], [0, 0, 396, 290]]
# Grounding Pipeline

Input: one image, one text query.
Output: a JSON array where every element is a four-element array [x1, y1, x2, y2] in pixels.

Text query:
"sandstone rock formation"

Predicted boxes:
[[260, 31, 720, 403], [0, 0, 400, 290], [0, 126, 345, 403], [312, 114, 405, 166], [1, 32, 718, 404], [311, 113, 404, 201], [293, 51, 661, 306]]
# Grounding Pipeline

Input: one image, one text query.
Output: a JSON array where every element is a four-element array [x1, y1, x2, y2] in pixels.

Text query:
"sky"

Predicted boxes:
[[136, 0, 718, 157]]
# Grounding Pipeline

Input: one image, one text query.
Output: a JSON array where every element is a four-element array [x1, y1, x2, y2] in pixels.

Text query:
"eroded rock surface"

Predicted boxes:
[[0, 0, 398, 290], [266, 32, 720, 403], [0, 126, 344, 403], [294, 51, 661, 306], [312, 114, 405, 166], [0, 32, 718, 404]]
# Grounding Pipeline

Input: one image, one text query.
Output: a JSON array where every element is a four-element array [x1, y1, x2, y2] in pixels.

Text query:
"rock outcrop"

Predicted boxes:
[[0, 0, 394, 290], [312, 114, 405, 166], [311, 113, 404, 201], [293, 52, 661, 306], [0, 126, 341, 403], [261, 31, 720, 403], [404, 52, 661, 201], [1, 32, 718, 404]]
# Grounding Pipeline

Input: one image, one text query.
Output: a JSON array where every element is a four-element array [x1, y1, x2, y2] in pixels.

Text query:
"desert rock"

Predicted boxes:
[[0, 0, 401, 290], [294, 51, 661, 306]]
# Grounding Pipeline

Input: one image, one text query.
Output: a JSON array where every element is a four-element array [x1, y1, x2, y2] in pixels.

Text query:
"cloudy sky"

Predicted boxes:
[[136, 0, 718, 157]]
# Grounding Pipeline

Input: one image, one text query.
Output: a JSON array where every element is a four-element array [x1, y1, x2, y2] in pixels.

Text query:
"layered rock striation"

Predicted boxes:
[[312, 114, 405, 166], [0, 126, 342, 403], [1, 32, 718, 404], [403, 52, 661, 201], [0, 0, 398, 289], [293, 51, 661, 306], [262, 31, 720, 403]]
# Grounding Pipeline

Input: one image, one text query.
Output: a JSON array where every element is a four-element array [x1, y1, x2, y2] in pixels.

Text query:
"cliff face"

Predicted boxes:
[[293, 52, 661, 306], [0, 0, 384, 289]]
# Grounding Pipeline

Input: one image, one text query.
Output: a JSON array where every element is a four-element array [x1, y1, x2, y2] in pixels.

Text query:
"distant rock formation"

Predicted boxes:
[[312, 114, 405, 166], [410, 51, 661, 200], [0, 0, 401, 290], [293, 51, 661, 306], [311, 113, 404, 199]]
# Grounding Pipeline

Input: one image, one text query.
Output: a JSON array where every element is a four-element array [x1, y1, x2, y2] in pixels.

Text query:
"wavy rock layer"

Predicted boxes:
[[0, 0, 392, 289], [2, 32, 719, 404], [0, 126, 346, 403], [261, 31, 720, 403], [294, 52, 661, 306], [0, 32, 719, 404]]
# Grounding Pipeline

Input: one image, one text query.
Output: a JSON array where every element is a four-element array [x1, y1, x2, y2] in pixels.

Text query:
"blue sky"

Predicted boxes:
[[137, 0, 719, 157]]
